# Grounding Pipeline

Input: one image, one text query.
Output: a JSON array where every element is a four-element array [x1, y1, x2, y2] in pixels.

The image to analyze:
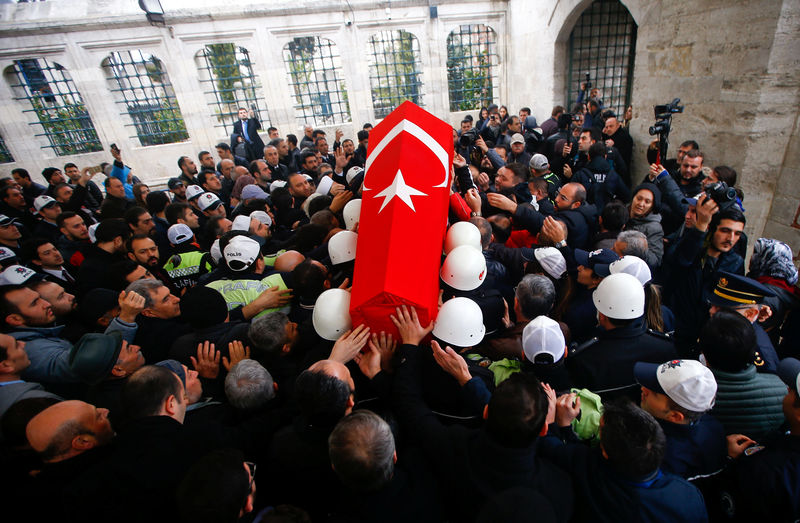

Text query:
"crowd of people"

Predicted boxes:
[[0, 96, 799, 523]]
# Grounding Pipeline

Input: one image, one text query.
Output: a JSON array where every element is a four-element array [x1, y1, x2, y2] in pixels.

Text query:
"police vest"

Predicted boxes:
[[163, 251, 211, 289], [206, 273, 290, 319]]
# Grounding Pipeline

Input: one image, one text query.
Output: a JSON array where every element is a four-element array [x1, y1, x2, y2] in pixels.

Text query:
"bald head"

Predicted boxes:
[[26, 400, 113, 462], [232, 166, 249, 181], [274, 250, 305, 272]]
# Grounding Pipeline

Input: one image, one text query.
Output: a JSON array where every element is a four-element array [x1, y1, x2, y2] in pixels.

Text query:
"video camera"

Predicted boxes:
[[648, 98, 683, 164], [459, 127, 480, 148]]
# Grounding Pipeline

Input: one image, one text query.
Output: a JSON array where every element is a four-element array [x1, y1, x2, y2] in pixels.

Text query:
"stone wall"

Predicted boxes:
[[1, 0, 799, 258]]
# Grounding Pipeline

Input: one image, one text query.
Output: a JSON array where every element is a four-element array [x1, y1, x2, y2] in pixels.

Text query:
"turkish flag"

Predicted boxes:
[[349, 101, 454, 337]]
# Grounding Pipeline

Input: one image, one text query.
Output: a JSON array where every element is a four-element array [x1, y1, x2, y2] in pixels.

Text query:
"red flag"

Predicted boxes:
[[349, 101, 454, 336]]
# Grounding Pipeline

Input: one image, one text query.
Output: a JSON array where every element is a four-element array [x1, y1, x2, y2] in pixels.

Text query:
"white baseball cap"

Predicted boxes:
[[634, 359, 717, 412], [270, 180, 287, 192], [249, 211, 272, 227], [529, 153, 549, 171], [0, 265, 42, 285], [34, 195, 58, 212], [533, 247, 567, 279], [197, 192, 222, 212], [522, 316, 566, 363], [231, 215, 252, 232], [186, 185, 204, 200], [609, 256, 652, 285], [167, 223, 193, 245], [223, 235, 261, 271]]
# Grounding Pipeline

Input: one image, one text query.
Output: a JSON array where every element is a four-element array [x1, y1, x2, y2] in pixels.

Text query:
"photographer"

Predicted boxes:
[[662, 193, 746, 357]]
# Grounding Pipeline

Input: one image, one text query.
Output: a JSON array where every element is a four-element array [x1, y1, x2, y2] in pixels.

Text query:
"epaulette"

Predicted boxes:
[[570, 337, 599, 357], [646, 328, 671, 340]]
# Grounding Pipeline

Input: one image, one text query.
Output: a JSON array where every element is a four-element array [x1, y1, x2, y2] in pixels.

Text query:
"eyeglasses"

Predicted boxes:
[[245, 461, 257, 492]]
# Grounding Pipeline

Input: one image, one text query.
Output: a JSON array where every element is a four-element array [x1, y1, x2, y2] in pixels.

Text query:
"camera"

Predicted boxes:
[[584, 72, 592, 90], [648, 98, 684, 164], [459, 127, 480, 147], [704, 181, 737, 212]]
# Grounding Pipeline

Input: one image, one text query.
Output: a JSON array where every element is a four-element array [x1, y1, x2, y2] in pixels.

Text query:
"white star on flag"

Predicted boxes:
[[374, 170, 427, 213]]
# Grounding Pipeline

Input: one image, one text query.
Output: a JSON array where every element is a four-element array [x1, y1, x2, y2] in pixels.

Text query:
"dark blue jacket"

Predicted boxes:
[[513, 201, 597, 250], [658, 415, 727, 480], [539, 434, 708, 522], [573, 156, 631, 211]]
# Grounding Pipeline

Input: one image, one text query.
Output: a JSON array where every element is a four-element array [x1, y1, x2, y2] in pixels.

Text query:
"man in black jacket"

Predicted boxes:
[[231, 107, 265, 162], [391, 306, 574, 522]]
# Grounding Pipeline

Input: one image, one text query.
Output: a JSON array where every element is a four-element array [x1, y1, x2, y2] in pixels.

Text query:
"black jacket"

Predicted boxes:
[[513, 200, 598, 250], [231, 118, 265, 162], [392, 343, 574, 522], [658, 414, 727, 480], [567, 319, 677, 402]]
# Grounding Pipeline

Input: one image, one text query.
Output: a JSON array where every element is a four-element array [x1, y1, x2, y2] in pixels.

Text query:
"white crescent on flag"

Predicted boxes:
[[362, 119, 450, 191]]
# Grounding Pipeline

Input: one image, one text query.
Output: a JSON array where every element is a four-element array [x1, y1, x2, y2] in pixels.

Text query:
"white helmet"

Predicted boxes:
[[592, 273, 645, 320], [609, 256, 651, 286], [328, 230, 358, 265], [440, 245, 486, 291], [444, 221, 482, 254], [343, 199, 361, 230], [312, 289, 352, 340], [433, 297, 485, 348]]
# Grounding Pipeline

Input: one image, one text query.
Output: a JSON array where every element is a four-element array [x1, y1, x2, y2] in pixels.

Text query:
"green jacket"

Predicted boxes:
[[710, 365, 786, 440], [206, 273, 290, 319]]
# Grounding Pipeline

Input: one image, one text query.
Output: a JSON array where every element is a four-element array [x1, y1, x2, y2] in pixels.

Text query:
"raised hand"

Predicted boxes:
[[390, 305, 433, 346], [191, 341, 220, 379]]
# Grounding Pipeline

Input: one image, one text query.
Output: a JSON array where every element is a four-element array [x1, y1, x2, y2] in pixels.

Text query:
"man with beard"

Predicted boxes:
[[126, 235, 177, 294]]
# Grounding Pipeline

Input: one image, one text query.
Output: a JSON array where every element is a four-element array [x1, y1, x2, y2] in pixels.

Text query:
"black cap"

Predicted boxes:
[[707, 271, 776, 308], [168, 178, 184, 190], [574, 248, 619, 277]]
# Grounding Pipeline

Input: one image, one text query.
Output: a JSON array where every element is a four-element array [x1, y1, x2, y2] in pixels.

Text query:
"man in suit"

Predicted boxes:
[[231, 107, 265, 163]]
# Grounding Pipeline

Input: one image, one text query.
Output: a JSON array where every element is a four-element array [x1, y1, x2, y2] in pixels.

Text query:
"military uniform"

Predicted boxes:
[[567, 320, 677, 401]]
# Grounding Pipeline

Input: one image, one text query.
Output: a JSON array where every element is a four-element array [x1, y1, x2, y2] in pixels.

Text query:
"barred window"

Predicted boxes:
[[283, 37, 350, 126], [196, 44, 269, 135], [5, 59, 102, 156], [567, 0, 637, 117], [367, 30, 423, 119], [102, 50, 189, 147], [446, 24, 498, 112], [0, 135, 13, 164]]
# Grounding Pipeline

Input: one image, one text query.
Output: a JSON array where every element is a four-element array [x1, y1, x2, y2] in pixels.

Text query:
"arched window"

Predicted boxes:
[[282, 37, 350, 126], [446, 24, 498, 112], [102, 50, 189, 147], [367, 30, 423, 119], [195, 44, 269, 135], [5, 58, 102, 156], [567, 0, 637, 117]]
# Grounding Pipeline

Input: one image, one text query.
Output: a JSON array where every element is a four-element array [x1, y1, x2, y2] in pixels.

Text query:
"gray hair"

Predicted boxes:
[[248, 312, 289, 357], [616, 230, 648, 259], [328, 410, 396, 492], [124, 279, 166, 309], [515, 274, 556, 320], [224, 359, 275, 411], [469, 216, 492, 249]]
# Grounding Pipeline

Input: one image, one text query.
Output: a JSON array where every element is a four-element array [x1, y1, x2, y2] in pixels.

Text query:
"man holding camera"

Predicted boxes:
[[662, 192, 746, 357]]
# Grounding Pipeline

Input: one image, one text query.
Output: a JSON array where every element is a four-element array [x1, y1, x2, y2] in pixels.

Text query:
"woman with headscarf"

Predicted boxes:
[[747, 237, 800, 352]]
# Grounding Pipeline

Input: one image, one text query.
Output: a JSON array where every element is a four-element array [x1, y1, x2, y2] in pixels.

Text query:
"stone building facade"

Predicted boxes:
[[0, 0, 798, 256]]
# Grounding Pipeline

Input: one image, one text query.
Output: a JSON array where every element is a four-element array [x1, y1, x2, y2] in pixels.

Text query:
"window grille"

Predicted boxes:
[[103, 50, 189, 147], [367, 30, 423, 119], [196, 43, 269, 135], [7, 59, 103, 156], [0, 135, 14, 164], [283, 37, 351, 126], [567, 0, 637, 118], [446, 24, 498, 112]]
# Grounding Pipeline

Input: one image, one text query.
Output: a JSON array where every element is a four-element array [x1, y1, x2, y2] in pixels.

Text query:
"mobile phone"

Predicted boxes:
[[88, 165, 103, 174], [110, 143, 120, 154]]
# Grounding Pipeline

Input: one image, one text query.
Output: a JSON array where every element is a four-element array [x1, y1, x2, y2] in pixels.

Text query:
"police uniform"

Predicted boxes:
[[206, 271, 290, 319], [708, 272, 779, 374], [566, 320, 677, 402], [163, 249, 212, 290]]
